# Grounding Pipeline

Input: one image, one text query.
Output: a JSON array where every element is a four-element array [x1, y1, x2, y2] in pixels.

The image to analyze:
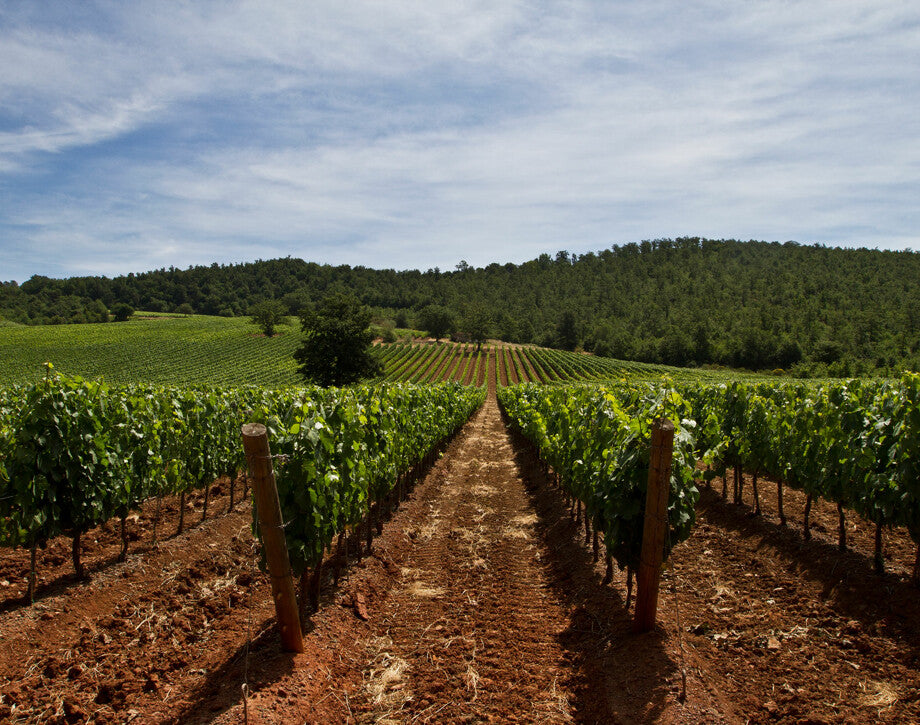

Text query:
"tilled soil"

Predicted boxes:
[[347, 394, 575, 721], [667, 475, 920, 723], [0, 484, 273, 724], [3, 364, 920, 722]]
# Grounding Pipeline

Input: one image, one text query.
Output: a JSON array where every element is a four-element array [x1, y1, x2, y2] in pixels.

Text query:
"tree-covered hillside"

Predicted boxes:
[[3, 238, 919, 376]]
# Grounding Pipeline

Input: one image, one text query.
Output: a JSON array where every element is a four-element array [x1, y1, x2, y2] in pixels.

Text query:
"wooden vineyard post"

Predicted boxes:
[[241, 423, 304, 654], [634, 418, 675, 633]]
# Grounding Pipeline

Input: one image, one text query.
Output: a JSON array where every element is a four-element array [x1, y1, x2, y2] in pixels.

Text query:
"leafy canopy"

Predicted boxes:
[[420, 304, 454, 342], [249, 299, 288, 337], [294, 293, 381, 386], [458, 303, 490, 351], [111, 302, 134, 322]]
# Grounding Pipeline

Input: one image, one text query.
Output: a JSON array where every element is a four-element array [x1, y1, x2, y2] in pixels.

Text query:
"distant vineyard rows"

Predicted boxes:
[[0, 313, 767, 388], [372, 341, 697, 385], [0, 315, 301, 387]]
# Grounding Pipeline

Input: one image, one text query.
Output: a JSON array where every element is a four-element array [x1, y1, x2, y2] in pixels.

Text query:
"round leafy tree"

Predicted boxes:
[[111, 302, 134, 322], [294, 293, 382, 386], [420, 304, 454, 342], [249, 299, 288, 337]]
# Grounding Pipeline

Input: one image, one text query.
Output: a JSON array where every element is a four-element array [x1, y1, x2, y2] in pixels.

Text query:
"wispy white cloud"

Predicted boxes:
[[0, 1, 918, 281]]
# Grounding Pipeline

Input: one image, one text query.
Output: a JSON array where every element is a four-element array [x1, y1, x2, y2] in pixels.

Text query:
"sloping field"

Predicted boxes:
[[375, 340, 772, 385], [0, 314, 301, 387], [0, 315, 769, 388]]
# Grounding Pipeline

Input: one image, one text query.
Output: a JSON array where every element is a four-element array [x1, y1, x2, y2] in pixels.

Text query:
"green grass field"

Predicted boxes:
[[0, 314, 302, 387], [0, 313, 781, 388]]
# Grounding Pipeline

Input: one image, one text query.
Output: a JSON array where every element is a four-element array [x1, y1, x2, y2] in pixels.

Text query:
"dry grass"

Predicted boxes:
[[399, 568, 447, 599], [859, 680, 899, 708], [501, 525, 531, 541], [363, 635, 413, 714], [531, 676, 574, 722], [512, 513, 538, 527], [405, 582, 446, 598], [464, 644, 480, 701]]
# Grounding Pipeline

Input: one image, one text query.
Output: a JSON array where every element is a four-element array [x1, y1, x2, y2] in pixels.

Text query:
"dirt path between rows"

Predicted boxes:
[[664, 476, 920, 723], [346, 367, 603, 722], [0, 492, 274, 724]]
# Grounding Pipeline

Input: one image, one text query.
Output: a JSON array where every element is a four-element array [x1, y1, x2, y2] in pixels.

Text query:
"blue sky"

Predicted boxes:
[[1, 1, 918, 283]]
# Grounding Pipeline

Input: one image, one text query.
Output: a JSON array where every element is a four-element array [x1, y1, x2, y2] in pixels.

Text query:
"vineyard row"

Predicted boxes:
[[373, 341, 684, 385], [0, 366, 484, 602], [681, 375, 920, 578], [498, 383, 699, 592]]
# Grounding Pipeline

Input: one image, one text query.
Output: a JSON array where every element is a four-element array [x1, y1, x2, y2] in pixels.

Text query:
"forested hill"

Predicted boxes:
[[3, 238, 919, 376]]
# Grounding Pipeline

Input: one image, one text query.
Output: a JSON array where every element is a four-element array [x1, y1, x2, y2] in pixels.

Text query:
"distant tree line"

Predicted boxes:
[[3, 238, 920, 376], [0, 282, 136, 325]]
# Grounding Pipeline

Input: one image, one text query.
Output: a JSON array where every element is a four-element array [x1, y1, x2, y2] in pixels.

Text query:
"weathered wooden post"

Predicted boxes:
[[634, 418, 675, 633], [241, 423, 304, 653]]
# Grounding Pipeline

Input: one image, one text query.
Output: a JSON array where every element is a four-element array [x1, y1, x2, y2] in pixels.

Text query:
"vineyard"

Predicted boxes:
[[0, 368, 482, 603], [681, 375, 920, 576], [374, 339, 746, 385], [0, 315, 301, 387], [1, 332, 920, 721], [0, 313, 765, 388]]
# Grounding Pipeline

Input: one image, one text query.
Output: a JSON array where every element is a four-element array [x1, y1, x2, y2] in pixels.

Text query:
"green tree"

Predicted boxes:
[[111, 302, 134, 322], [281, 289, 311, 316], [88, 299, 109, 323], [378, 322, 397, 343], [420, 305, 454, 342], [459, 304, 490, 351], [249, 299, 288, 337], [692, 324, 711, 364], [294, 293, 382, 386], [555, 311, 578, 351]]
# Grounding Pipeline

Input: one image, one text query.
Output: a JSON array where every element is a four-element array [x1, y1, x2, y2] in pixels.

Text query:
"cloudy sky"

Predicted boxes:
[[1, 1, 918, 283]]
